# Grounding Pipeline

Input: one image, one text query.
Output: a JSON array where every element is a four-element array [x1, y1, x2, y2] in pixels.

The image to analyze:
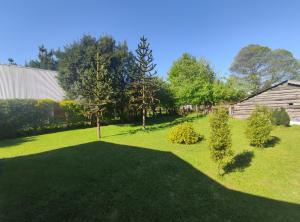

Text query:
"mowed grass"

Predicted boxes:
[[0, 115, 300, 222]]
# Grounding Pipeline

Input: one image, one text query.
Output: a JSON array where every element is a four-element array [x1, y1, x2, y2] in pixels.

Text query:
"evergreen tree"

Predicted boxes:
[[26, 45, 58, 70], [129, 36, 158, 129], [78, 53, 113, 140], [209, 106, 233, 175]]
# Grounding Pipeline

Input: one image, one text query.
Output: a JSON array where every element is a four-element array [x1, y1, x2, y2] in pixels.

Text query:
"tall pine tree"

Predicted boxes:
[[78, 52, 113, 140], [129, 36, 158, 129]]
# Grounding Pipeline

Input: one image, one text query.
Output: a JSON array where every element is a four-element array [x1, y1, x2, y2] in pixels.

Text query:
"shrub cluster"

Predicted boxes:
[[168, 122, 201, 144], [246, 106, 273, 147], [0, 99, 85, 139], [209, 106, 233, 173], [271, 108, 290, 126]]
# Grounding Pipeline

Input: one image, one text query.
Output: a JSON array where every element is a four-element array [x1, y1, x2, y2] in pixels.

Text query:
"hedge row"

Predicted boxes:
[[0, 99, 85, 139]]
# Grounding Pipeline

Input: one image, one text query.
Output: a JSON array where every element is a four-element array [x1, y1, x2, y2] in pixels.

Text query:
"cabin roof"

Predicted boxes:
[[238, 80, 300, 103]]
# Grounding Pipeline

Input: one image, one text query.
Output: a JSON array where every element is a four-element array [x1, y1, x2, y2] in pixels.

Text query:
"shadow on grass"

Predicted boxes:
[[223, 151, 254, 175], [265, 136, 281, 148], [0, 141, 299, 222], [0, 137, 36, 149], [127, 115, 203, 135]]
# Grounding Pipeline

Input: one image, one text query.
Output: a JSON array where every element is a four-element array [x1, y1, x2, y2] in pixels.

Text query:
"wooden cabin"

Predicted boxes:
[[231, 80, 300, 124]]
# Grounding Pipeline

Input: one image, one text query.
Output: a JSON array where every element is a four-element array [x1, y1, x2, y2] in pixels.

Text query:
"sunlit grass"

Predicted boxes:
[[0, 115, 299, 221]]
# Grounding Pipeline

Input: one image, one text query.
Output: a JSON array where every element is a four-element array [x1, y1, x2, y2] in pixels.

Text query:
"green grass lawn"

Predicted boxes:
[[0, 115, 299, 222]]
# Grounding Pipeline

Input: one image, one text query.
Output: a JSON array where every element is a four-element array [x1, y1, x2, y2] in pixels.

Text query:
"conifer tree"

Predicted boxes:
[[209, 106, 233, 175], [129, 36, 158, 129], [78, 53, 113, 140]]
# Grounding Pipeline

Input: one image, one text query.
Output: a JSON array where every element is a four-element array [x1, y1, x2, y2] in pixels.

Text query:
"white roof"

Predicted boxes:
[[0, 64, 65, 101]]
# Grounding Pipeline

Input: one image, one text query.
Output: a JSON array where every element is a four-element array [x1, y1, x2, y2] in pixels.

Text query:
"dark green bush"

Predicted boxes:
[[168, 122, 201, 144], [271, 108, 290, 126], [0, 99, 43, 138], [209, 106, 233, 174], [0, 99, 86, 139], [246, 106, 273, 147]]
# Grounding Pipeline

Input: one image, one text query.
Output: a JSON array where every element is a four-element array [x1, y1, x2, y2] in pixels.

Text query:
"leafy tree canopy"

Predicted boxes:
[[168, 53, 215, 106], [230, 44, 300, 94], [57, 35, 134, 105]]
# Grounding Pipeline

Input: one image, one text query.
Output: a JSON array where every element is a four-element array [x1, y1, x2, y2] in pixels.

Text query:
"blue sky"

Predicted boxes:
[[1, 0, 300, 78]]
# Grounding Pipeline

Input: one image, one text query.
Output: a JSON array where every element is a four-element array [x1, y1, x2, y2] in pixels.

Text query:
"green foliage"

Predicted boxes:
[[212, 76, 246, 104], [209, 106, 233, 173], [230, 44, 300, 94], [168, 53, 215, 106], [57, 35, 134, 122], [128, 36, 158, 128], [271, 108, 290, 126], [26, 45, 58, 70], [0, 99, 86, 139], [59, 100, 84, 126], [168, 122, 201, 144], [246, 106, 273, 147], [155, 79, 176, 109], [0, 99, 47, 138], [36, 99, 57, 123]]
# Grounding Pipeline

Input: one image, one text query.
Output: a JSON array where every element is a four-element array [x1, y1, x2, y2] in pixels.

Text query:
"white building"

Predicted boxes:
[[0, 64, 65, 101]]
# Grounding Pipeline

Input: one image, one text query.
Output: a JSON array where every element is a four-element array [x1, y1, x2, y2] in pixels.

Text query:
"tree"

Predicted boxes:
[[8, 58, 16, 65], [230, 44, 300, 94], [155, 79, 176, 114], [209, 106, 233, 175], [57, 35, 134, 120], [266, 49, 300, 87], [230, 44, 271, 94], [77, 53, 113, 140], [129, 36, 158, 129], [26, 45, 58, 70], [168, 53, 215, 108], [212, 76, 246, 104]]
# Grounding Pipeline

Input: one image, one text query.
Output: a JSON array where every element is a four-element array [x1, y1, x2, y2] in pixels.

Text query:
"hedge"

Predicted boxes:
[[0, 99, 85, 139]]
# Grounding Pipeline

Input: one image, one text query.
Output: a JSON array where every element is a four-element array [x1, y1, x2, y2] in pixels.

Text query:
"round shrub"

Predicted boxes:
[[246, 106, 273, 147], [168, 122, 201, 144], [271, 108, 290, 126]]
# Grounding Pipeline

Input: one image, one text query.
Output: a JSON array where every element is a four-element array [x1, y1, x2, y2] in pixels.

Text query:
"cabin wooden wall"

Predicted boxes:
[[232, 82, 300, 120]]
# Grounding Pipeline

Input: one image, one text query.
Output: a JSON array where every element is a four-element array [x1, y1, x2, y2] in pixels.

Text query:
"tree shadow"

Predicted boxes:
[[0, 137, 36, 149], [223, 150, 254, 175], [127, 115, 203, 135], [0, 142, 299, 222], [264, 136, 281, 148], [127, 115, 181, 127]]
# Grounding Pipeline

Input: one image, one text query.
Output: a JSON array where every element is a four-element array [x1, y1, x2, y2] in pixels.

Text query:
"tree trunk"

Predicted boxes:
[[142, 107, 146, 129], [142, 84, 146, 129], [96, 114, 101, 140]]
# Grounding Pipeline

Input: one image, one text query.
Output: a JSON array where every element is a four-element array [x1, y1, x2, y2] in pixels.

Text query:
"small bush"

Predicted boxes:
[[271, 108, 290, 126], [209, 106, 233, 174], [246, 106, 273, 147], [168, 122, 201, 144]]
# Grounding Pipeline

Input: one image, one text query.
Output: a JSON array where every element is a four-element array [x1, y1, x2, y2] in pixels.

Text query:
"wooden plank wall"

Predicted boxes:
[[232, 82, 300, 120]]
